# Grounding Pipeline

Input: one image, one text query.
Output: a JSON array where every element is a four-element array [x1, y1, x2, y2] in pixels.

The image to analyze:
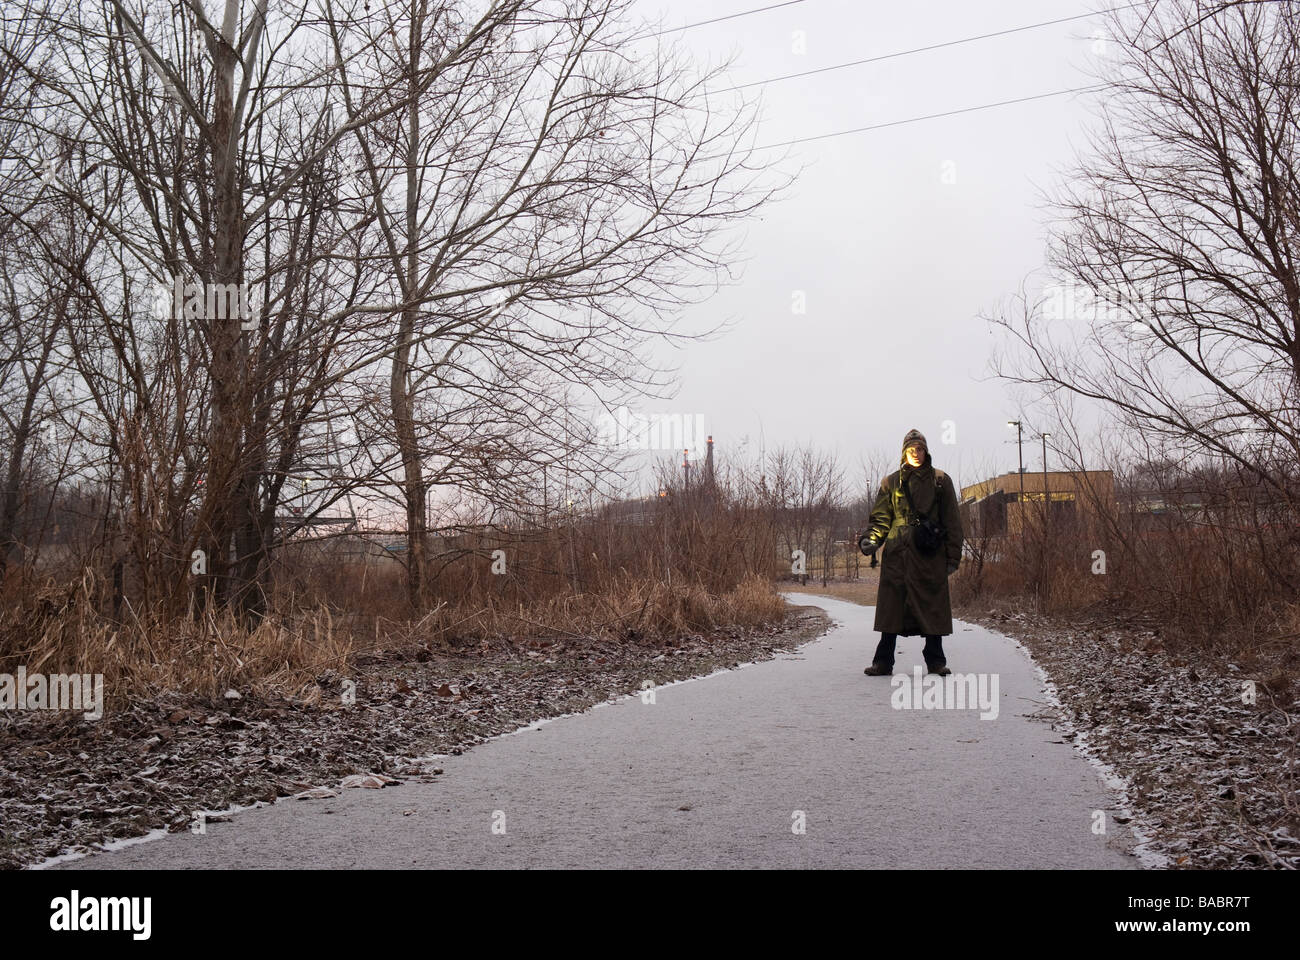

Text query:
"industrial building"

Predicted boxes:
[[960, 469, 1114, 537]]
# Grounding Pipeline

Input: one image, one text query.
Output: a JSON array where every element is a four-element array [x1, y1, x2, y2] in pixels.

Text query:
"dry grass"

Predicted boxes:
[[0, 567, 358, 708], [953, 511, 1300, 668], [0, 538, 785, 702]]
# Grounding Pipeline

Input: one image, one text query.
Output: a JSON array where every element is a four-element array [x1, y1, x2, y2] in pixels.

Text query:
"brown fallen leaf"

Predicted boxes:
[[340, 773, 402, 789], [296, 787, 340, 800]]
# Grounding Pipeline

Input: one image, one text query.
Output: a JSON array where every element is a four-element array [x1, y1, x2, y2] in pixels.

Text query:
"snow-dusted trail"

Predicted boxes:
[[55, 595, 1138, 869]]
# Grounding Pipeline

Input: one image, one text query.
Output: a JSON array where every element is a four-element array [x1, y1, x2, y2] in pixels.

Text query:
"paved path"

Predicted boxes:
[[57, 595, 1138, 869]]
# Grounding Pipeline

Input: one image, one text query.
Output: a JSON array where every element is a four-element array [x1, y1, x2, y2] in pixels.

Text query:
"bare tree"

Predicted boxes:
[[991, 0, 1300, 540], [0, 0, 62, 581], [0, 0, 782, 620], [336, 0, 780, 607], [765, 445, 845, 585]]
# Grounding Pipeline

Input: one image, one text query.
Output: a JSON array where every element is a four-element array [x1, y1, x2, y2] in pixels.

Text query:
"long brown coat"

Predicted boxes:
[[861, 452, 963, 637]]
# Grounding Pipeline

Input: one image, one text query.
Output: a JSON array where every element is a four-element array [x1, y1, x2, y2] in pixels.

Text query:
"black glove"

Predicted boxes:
[[858, 535, 878, 557]]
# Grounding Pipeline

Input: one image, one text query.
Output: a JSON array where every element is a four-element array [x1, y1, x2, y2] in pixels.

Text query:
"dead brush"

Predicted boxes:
[[409, 573, 786, 648], [0, 490, 792, 705], [0, 568, 358, 709], [956, 510, 1300, 663]]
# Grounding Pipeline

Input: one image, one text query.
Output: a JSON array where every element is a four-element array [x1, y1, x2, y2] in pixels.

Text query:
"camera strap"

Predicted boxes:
[[901, 470, 944, 526]]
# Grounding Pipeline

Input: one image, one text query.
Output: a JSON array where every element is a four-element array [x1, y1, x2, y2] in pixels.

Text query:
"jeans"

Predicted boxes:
[[872, 632, 946, 667]]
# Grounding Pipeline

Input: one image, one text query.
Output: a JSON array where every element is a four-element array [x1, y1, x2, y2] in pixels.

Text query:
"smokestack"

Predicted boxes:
[[705, 435, 714, 486]]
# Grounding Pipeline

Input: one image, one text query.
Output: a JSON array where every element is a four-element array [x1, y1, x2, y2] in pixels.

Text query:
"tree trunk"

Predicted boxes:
[[393, 12, 428, 611]]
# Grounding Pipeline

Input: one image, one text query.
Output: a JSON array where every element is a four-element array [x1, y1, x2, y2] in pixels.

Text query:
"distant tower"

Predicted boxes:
[[704, 435, 715, 488], [682, 448, 690, 488]]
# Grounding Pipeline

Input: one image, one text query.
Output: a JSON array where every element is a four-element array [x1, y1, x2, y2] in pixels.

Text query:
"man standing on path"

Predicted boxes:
[[857, 429, 964, 676]]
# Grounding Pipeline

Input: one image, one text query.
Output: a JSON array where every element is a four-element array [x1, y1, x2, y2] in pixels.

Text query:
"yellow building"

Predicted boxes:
[[960, 470, 1113, 537]]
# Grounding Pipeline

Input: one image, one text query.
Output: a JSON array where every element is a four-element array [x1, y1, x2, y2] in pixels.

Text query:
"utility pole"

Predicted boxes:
[[1007, 420, 1024, 535], [1040, 432, 1051, 523], [1038, 431, 1052, 603]]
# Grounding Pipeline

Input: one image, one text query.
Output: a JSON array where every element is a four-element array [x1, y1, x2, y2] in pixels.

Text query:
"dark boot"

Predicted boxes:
[[865, 633, 897, 675], [923, 634, 951, 676]]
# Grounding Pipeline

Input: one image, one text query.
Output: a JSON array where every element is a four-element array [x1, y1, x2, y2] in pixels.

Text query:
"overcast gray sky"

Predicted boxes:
[[625, 0, 1114, 492]]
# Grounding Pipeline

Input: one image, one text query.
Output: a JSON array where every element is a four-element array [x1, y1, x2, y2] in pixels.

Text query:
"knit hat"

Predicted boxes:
[[900, 428, 930, 470]]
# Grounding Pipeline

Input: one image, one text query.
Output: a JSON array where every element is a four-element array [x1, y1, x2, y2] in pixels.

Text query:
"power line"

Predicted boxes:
[[650, 0, 810, 37], [750, 83, 1110, 151], [733, 3, 1146, 90]]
